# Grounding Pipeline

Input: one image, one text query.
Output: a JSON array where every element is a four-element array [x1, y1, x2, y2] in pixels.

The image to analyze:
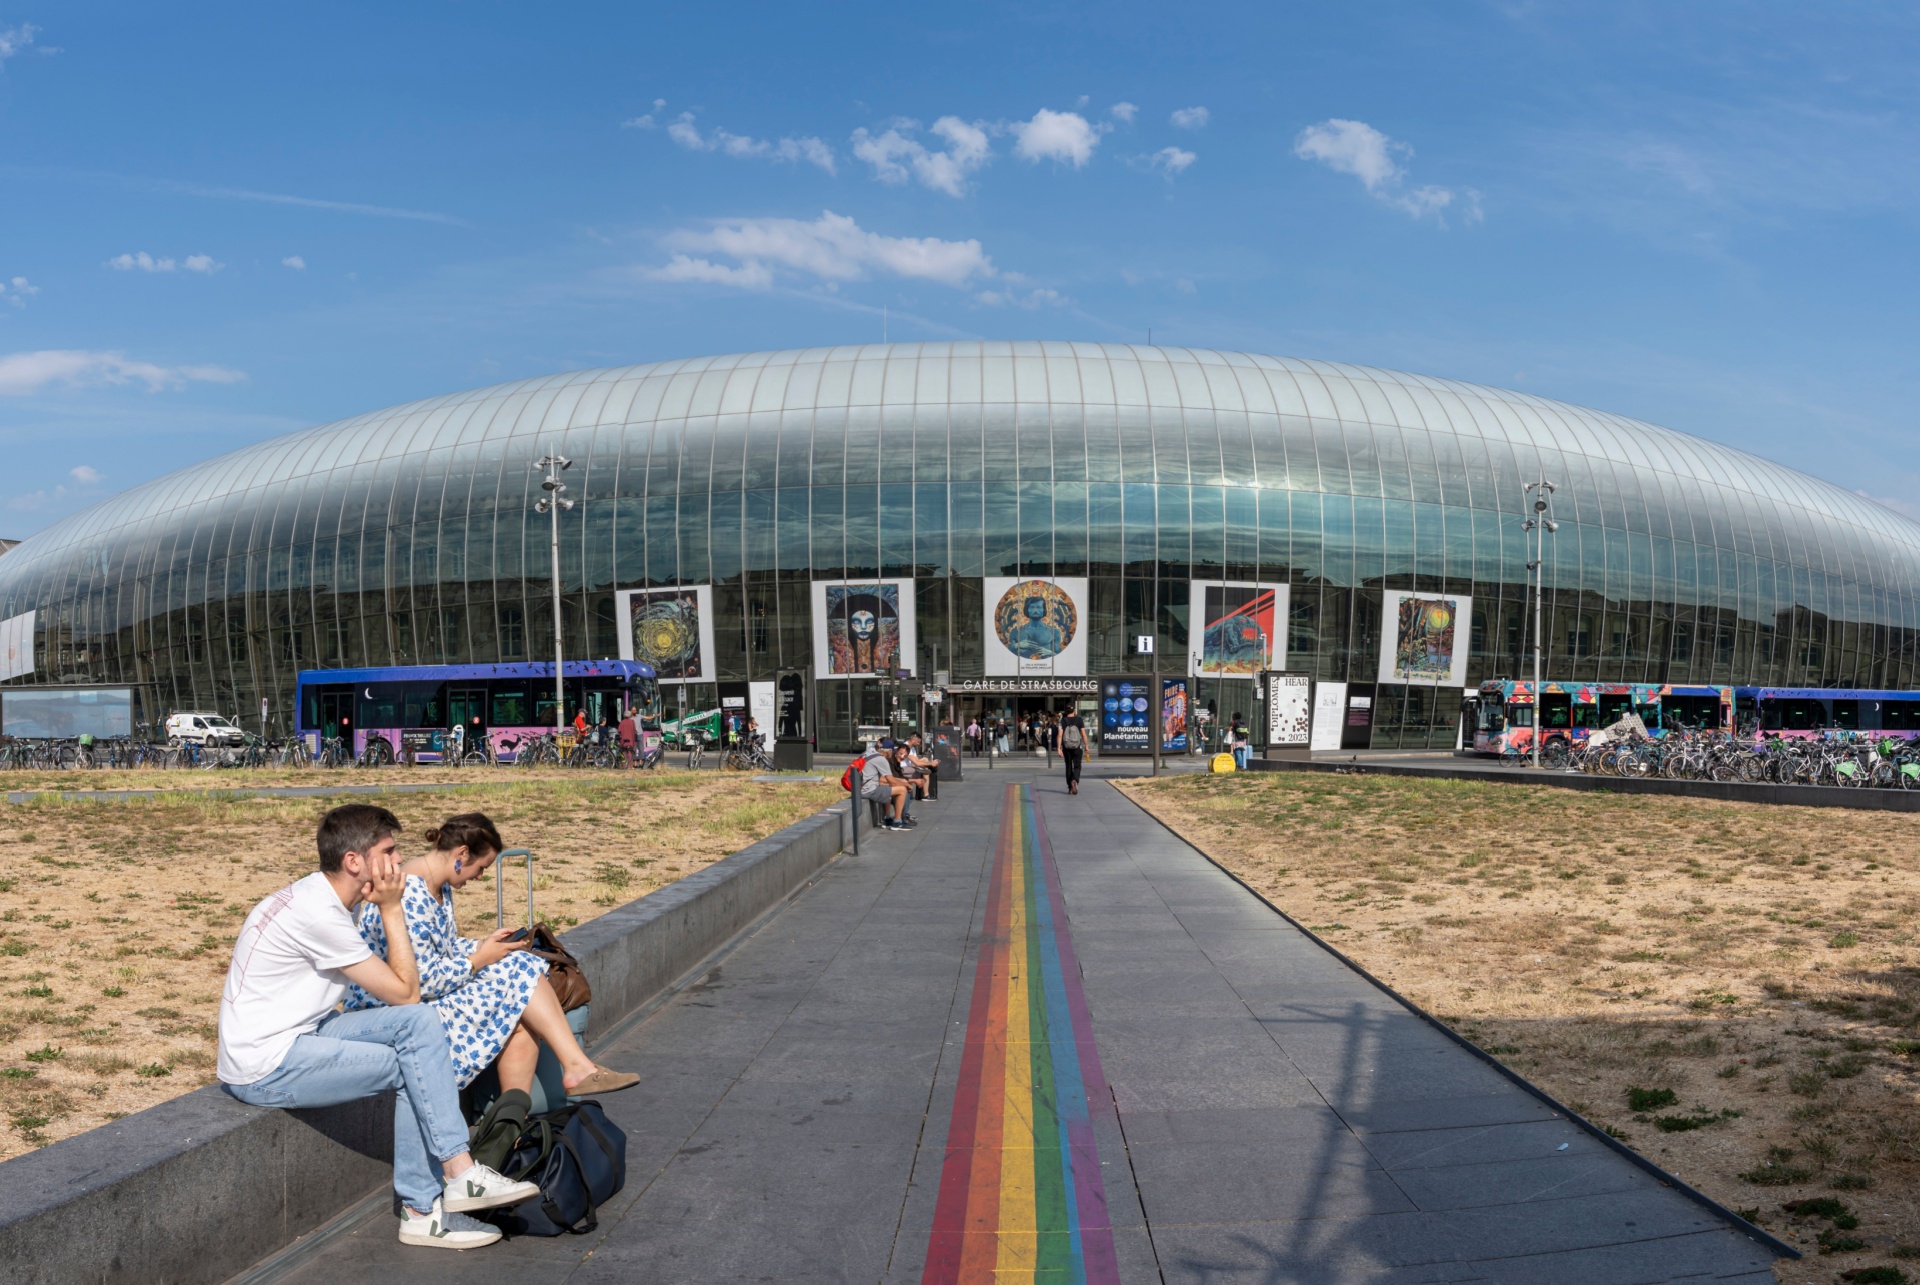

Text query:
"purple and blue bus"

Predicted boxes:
[[296, 660, 660, 762]]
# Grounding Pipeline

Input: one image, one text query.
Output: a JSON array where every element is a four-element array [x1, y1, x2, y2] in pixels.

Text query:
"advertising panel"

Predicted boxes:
[[1378, 591, 1473, 687], [1189, 583, 1287, 677], [1161, 677, 1190, 753], [1310, 681, 1348, 752], [983, 577, 1089, 676], [810, 579, 918, 678], [1098, 677, 1153, 751], [0, 610, 34, 682], [615, 586, 715, 684], [1266, 673, 1313, 747]]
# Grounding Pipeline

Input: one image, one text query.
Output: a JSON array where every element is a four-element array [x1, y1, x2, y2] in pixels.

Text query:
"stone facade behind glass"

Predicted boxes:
[[2, 342, 1917, 749]]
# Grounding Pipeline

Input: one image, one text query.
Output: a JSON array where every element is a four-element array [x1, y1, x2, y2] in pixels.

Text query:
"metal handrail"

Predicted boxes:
[[495, 847, 535, 932]]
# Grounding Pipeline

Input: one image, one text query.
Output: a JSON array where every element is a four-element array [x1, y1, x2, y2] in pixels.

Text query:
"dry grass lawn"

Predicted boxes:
[[1119, 771, 1920, 1284], [0, 768, 840, 1162]]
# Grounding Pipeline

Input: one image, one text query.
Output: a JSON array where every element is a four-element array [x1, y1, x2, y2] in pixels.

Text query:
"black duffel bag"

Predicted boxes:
[[488, 1101, 627, 1236]]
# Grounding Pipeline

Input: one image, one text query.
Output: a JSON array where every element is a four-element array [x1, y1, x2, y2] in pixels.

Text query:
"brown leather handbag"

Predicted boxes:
[[525, 923, 592, 1011]]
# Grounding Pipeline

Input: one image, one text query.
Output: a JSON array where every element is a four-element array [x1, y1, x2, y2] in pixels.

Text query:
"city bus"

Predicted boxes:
[[1742, 687, 1920, 737], [296, 660, 660, 762], [1470, 681, 1733, 762]]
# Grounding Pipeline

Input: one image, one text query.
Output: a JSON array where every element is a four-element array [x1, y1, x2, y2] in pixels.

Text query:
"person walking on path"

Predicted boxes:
[[1060, 709, 1088, 794], [218, 804, 542, 1251], [966, 717, 980, 757]]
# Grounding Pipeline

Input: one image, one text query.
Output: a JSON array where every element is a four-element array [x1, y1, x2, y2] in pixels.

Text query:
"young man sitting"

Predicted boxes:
[[859, 743, 911, 830], [218, 803, 540, 1250], [898, 733, 937, 802]]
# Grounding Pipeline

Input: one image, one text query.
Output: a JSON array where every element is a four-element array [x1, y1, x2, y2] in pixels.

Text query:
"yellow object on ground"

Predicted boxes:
[[1210, 753, 1237, 773]]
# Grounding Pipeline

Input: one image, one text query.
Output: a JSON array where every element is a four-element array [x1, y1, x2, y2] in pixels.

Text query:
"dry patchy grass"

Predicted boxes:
[[0, 769, 839, 1160], [1119, 771, 1920, 1281]]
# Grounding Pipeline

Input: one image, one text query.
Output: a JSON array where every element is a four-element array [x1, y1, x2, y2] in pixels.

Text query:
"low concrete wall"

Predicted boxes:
[[0, 796, 865, 1285], [1249, 755, 1920, 811]]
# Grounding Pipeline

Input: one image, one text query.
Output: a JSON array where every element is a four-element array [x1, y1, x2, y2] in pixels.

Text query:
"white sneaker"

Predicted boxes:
[[442, 1162, 541, 1213], [399, 1198, 502, 1249]]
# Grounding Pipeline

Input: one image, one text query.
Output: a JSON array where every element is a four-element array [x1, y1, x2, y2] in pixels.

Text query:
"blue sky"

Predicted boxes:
[[3, 2, 1920, 534]]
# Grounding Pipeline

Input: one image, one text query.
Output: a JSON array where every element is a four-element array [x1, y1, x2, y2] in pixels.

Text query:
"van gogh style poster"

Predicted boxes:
[[615, 585, 715, 684], [1377, 591, 1473, 687]]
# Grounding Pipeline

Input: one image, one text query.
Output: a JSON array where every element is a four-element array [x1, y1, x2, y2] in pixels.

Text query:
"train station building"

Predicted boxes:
[[1, 341, 1918, 751]]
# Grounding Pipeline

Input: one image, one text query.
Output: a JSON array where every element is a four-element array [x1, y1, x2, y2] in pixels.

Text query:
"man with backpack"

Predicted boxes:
[[1060, 709, 1089, 795], [218, 803, 540, 1250]]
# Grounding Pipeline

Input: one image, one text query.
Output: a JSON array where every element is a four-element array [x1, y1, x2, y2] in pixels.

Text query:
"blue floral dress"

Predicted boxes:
[[343, 875, 548, 1088]]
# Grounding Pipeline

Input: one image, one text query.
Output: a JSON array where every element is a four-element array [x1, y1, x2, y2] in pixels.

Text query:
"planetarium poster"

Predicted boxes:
[[810, 580, 918, 678], [983, 576, 1089, 676], [615, 585, 715, 684], [1377, 590, 1473, 687], [1189, 582, 1288, 677]]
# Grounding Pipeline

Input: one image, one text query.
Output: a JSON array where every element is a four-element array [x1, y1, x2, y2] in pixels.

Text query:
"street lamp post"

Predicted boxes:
[[534, 451, 574, 737], [1522, 476, 1558, 769]]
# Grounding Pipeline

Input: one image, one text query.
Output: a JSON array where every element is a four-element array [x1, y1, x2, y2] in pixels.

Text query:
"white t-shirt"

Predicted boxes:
[[217, 871, 373, 1085]]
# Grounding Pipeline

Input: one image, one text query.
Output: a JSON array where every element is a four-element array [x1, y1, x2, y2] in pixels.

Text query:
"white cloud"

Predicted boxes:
[[1147, 146, 1196, 176], [182, 254, 221, 274], [0, 350, 245, 396], [974, 286, 1067, 309], [1011, 108, 1105, 167], [1293, 118, 1477, 223], [651, 210, 993, 289], [281, 255, 306, 270], [1170, 106, 1210, 130], [69, 464, 101, 484], [0, 23, 42, 67], [108, 252, 175, 272], [852, 116, 992, 197], [665, 112, 836, 175], [1109, 102, 1138, 123], [0, 276, 37, 309], [622, 99, 668, 129]]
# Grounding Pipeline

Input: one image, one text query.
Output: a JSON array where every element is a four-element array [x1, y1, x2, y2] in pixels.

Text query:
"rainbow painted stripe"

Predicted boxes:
[[923, 783, 1120, 1283]]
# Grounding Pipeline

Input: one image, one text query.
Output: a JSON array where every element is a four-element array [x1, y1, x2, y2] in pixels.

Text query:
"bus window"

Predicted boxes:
[[1833, 700, 1859, 730], [1887, 702, 1920, 731], [629, 678, 662, 728], [357, 687, 402, 728], [536, 697, 561, 727], [1760, 701, 1782, 730], [1635, 704, 1661, 730], [1596, 694, 1632, 725], [1539, 694, 1572, 729], [405, 683, 446, 730], [1508, 704, 1533, 728], [1572, 704, 1597, 729], [490, 686, 529, 726]]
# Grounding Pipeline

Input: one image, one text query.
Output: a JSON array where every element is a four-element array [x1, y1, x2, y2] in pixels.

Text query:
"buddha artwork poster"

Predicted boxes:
[[983, 576, 1089, 676]]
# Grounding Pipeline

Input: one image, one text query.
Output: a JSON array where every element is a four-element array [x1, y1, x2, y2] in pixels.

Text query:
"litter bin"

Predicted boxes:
[[773, 737, 813, 771]]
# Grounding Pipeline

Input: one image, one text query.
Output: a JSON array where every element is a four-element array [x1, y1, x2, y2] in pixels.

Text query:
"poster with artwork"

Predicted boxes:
[[615, 585, 715, 684], [1266, 673, 1312, 747], [810, 580, 918, 678], [1098, 678, 1153, 751], [1161, 677, 1189, 753], [983, 577, 1089, 677], [1377, 591, 1473, 688], [1189, 582, 1288, 676]]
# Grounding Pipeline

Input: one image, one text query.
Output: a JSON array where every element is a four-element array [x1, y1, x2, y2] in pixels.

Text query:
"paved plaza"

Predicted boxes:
[[263, 759, 1783, 1284]]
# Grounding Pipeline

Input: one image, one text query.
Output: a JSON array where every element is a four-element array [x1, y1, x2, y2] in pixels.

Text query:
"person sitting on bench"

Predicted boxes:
[[859, 743, 910, 830], [218, 803, 540, 1251]]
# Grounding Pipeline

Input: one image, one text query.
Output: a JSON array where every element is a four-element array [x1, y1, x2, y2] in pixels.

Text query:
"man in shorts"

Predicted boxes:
[[218, 803, 540, 1250], [860, 743, 911, 830]]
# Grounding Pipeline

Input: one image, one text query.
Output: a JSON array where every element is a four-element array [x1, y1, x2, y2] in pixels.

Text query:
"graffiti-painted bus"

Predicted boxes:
[[1470, 681, 1733, 763], [296, 660, 660, 762]]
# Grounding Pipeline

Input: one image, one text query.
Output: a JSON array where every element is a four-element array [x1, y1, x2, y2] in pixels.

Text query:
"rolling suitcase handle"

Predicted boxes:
[[497, 846, 535, 932]]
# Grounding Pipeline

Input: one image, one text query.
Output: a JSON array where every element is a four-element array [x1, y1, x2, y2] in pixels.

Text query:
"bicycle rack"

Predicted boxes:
[[496, 847, 536, 932]]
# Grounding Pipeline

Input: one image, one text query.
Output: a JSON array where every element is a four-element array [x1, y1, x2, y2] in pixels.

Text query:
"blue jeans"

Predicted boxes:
[[225, 1005, 467, 1211]]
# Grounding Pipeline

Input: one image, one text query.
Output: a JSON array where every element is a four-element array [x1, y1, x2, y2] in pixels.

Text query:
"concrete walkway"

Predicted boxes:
[[252, 760, 1783, 1284]]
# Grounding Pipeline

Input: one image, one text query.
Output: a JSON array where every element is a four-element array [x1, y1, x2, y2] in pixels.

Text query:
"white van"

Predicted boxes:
[[165, 712, 245, 747]]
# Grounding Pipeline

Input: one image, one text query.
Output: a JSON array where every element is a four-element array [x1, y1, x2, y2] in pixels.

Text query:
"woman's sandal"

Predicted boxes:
[[567, 1066, 641, 1096]]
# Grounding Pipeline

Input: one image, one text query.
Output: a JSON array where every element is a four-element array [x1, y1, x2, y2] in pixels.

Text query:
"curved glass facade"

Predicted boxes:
[[3, 341, 1919, 748]]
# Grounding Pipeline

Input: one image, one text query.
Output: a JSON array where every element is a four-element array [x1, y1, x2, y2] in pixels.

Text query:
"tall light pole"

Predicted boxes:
[[534, 451, 574, 736], [1523, 477, 1558, 768]]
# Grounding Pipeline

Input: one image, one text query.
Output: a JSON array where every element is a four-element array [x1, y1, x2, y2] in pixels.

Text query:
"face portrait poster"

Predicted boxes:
[[1377, 591, 1473, 687], [615, 585, 715, 684], [1189, 582, 1288, 677], [983, 577, 1089, 676], [810, 580, 918, 678]]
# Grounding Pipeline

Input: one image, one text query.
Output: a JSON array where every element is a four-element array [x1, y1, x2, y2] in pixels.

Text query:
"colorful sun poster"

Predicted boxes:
[[1377, 590, 1473, 687], [615, 585, 715, 684], [983, 577, 1089, 676], [809, 579, 918, 678], [1188, 582, 1288, 677]]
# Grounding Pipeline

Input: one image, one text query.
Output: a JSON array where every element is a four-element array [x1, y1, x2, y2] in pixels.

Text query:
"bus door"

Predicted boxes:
[[316, 688, 354, 742], [583, 685, 622, 730], [449, 687, 487, 731], [1538, 692, 1573, 737]]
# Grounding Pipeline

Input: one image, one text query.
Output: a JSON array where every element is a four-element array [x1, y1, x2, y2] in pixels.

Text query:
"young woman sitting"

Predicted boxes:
[[343, 812, 638, 1099]]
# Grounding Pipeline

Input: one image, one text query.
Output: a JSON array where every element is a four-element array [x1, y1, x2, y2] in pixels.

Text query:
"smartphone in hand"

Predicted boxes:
[[504, 928, 530, 943]]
